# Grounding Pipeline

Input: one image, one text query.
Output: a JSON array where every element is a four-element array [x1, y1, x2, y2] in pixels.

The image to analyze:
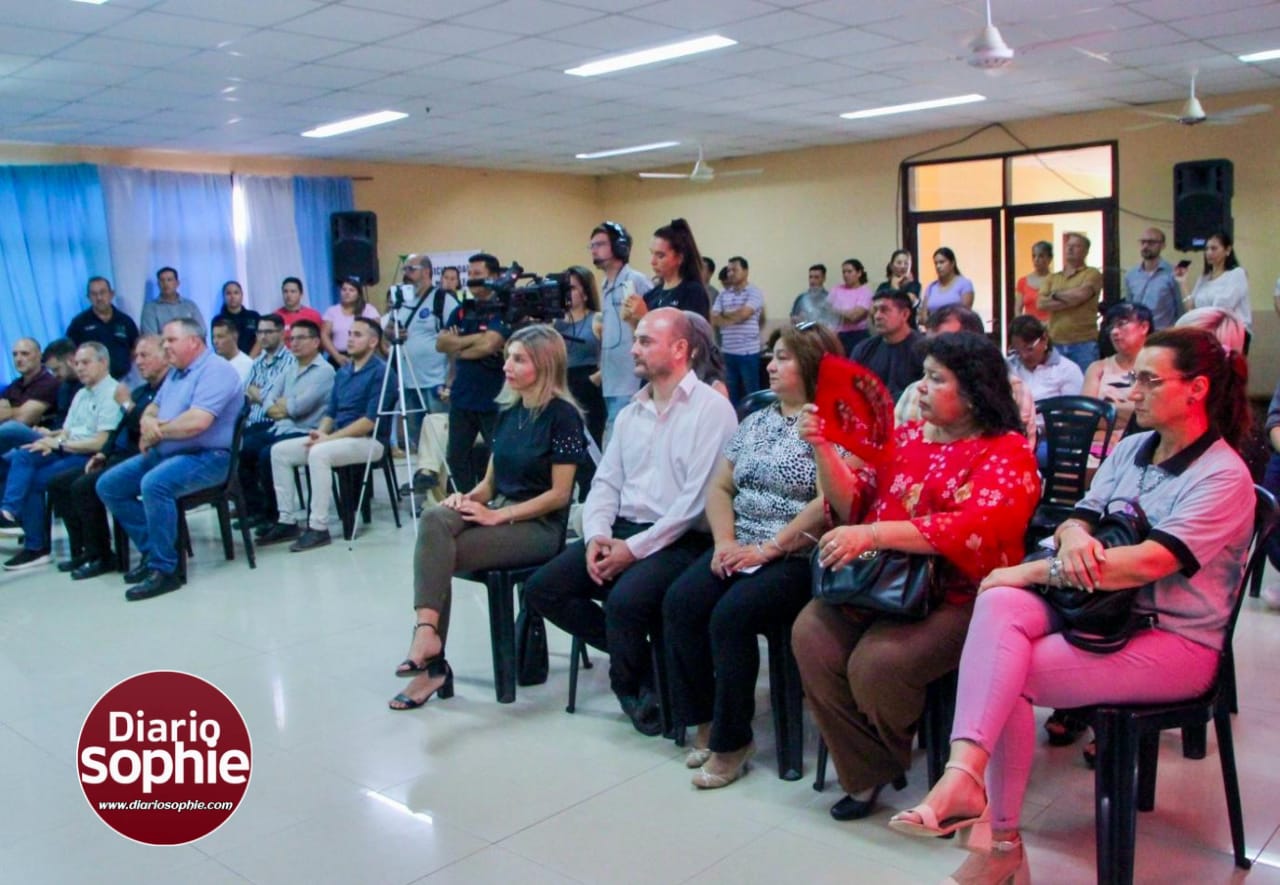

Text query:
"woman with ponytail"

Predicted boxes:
[[888, 327, 1255, 884], [622, 218, 710, 325]]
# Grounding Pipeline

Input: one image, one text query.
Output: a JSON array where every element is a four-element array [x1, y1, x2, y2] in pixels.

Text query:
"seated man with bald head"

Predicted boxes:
[[524, 307, 738, 736], [0, 337, 61, 454], [97, 318, 244, 601]]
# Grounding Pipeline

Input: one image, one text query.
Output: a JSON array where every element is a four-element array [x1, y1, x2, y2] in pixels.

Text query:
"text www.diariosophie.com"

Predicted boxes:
[[96, 800, 235, 812]]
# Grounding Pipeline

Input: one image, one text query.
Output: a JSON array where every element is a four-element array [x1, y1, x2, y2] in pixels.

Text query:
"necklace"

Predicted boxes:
[[517, 403, 533, 430], [1137, 464, 1164, 498]]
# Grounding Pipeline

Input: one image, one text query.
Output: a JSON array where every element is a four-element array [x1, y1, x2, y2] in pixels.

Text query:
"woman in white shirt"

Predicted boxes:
[[1177, 231, 1251, 329]]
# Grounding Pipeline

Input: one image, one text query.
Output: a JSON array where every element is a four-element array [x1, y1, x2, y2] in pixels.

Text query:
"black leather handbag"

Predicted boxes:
[[812, 547, 938, 620], [1031, 499, 1153, 653]]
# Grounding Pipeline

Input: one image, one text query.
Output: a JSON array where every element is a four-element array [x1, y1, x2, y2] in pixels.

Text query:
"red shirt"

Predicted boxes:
[[841, 422, 1041, 604], [2, 368, 60, 413], [273, 306, 324, 347]]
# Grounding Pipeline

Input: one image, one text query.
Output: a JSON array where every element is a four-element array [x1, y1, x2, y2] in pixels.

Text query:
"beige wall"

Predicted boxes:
[[4, 85, 1277, 389], [598, 85, 1280, 392]]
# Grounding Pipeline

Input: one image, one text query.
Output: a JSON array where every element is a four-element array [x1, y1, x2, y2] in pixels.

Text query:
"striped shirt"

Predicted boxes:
[[713, 284, 764, 355], [246, 347, 296, 425]]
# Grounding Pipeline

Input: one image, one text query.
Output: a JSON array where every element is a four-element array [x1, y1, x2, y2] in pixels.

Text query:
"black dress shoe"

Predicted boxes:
[[71, 559, 113, 581], [288, 528, 331, 552], [58, 556, 88, 573], [125, 570, 183, 601], [257, 522, 302, 545], [618, 692, 663, 737], [830, 775, 909, 821], [123, 560, 152, 584]]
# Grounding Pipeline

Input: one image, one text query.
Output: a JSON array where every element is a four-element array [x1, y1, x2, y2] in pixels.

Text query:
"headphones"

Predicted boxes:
[[599, 220, 631, 263]]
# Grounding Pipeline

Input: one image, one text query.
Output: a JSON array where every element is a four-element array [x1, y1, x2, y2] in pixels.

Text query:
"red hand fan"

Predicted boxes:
[[814, 353, 895, 465]]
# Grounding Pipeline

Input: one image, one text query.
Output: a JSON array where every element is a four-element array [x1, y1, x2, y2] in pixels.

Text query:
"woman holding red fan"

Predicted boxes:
[[792, 332, 1040, 822]]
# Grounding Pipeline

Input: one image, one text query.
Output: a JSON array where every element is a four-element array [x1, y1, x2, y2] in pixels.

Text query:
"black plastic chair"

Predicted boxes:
[[175, 401, 255, 581], [565, 629, 685, 746], [333, 445, 401, 540], [1027, 395, 1117, 546], [814, 669, 957, 792], [767, 622, 805, 781], [736, 389, 778, 421], [1091, 485, 1278, 885], [457, 507, 570, 704]]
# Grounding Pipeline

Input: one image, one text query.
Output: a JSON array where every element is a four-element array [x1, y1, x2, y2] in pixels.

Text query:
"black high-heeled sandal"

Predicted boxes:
[[830, 774, 909, 821], [395, 623, 442, 677], [389, 658, 454, 710]]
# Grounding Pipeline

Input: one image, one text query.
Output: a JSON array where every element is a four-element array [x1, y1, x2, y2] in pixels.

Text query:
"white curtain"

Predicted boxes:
[[233, 175, 308, 313]]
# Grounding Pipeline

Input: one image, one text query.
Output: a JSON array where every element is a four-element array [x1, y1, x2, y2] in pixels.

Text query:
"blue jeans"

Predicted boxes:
[[2, 449, 88, 551], [1265, 453, 1280, 570], [723, 352, 761, 410], [0, 422, 41, 485], [97, 449, 231, 575], [1056, 340, 1099, 375], [603, 394, 633, 445]]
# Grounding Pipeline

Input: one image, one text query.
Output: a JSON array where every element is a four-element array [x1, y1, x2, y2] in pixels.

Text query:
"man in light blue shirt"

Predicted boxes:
[[590, 221, 652, 435], [98, 318, 244, 601], [1122, 228, 1182, 331], [0, 342, 122, 570]]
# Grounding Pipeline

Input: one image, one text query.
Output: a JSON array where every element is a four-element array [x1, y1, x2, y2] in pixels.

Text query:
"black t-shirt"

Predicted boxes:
[[850, 331, 926, 401], [491, 398, 587, 502], [643, 279, 710, 319], [444, 300, 511, 413], [66, 307, 139, 379], [217, 308, 261, 355]]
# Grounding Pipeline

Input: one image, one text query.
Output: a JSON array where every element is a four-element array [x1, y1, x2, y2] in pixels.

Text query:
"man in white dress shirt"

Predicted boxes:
[[524, 308, 738, 735]]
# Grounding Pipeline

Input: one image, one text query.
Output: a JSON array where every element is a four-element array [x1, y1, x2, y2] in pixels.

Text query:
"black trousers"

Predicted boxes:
[[523, 523, 709, 697], [664, 550, 812, 752], [46, 453, 128, 561], [445, 407, 497, 495], [239, 424, 307, 519]]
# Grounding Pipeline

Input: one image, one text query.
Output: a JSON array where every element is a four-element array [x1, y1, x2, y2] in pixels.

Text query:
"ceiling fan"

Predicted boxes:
[[637, 144, 763, 183], [1128, 72, 1272, 129], [961, 0, 1115, 74]]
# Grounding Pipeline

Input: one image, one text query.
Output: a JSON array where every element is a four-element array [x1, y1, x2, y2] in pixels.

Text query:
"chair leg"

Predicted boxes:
[[1137, 732, 1159, 813], [650, 638, 684, 746], [360, 473, 373, 524], [176, 512, 189, 583], [336, 470, 356, 541], [1214, 702, 1252, 869], [234, 492, 257, 568], [1181, 724, 1207, 760], [487, 574, 517, 704], [382, 457, 401, 528], [113, 518, 130, 572], [580, 643, 592, 669], [216, 502, 235, 561], [924, 671, 958, 789], [814, 736, 828, 792], [1094, 711, 1140, 885], [566, 636, 583, 714], [767, 628, 803, 782]]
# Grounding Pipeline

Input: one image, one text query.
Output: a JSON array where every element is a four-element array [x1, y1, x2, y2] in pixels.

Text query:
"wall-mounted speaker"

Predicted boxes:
[[1173, 160, 1232, 251], [331, 211, 379, 285]]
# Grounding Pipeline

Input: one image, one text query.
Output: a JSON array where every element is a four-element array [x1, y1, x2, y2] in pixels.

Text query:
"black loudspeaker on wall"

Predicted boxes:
[[331, 211, 379, 285], [1173, 159, 1232, 251]]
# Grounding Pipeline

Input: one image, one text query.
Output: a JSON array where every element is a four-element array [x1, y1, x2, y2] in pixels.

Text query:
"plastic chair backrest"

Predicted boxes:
[[1037, 395, 1116, 508]]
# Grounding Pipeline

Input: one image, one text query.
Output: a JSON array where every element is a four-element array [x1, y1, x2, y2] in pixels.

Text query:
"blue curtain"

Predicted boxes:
[[99, 166, 237, 329], [0, 163, 114, 376], [293, 176, 354, 310]]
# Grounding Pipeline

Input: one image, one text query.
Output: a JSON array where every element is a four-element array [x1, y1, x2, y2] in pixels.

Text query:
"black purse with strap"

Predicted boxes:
[[811, 547, 939, 620], [1029, 498, 1154, 653]]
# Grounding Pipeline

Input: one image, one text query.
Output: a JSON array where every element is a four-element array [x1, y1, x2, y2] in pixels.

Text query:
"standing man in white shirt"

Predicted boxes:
[[524, 308, 738, 736], [711, 256, 765, 409], [590, 221, 652, 438]]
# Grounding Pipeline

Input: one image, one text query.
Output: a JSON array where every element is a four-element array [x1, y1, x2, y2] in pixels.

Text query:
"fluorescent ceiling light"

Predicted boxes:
[[302, 110, 407, 138], [1239, 48, 1280, 63], [576, 141, 680, 160], [841, 94, 987, 120], [71, 0, 110, 4], [566, 35, 736, 77]]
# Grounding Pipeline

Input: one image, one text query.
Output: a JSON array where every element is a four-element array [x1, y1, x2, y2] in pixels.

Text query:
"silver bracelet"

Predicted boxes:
[[1048, 557, 1064, 588]]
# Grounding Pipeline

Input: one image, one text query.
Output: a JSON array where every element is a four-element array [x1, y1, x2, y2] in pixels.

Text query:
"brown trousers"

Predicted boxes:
[[792, 597, 973, 795], [413, 502, 562, 646]]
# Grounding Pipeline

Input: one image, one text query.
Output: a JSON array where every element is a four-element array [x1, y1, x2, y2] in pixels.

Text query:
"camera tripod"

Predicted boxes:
[[348, 257, 447, 545]]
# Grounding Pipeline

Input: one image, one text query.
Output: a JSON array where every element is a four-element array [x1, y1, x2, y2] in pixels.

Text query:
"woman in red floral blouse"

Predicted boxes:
[[793, 332, 1041, 823]]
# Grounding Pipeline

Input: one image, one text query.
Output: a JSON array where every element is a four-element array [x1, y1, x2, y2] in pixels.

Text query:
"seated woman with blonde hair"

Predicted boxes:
[[389, 325, 588, 709], [889, 328, 1254, 884]]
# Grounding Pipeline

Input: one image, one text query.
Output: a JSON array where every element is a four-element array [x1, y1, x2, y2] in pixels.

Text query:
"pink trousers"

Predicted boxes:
[[951, 586, 1219, 830]]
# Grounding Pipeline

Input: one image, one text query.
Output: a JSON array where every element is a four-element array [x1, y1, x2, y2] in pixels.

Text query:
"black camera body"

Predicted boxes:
[[474, 262, 569, 328]]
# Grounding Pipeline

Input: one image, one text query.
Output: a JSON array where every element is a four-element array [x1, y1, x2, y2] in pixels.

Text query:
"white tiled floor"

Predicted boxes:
[[2, 503, 1279, 884]]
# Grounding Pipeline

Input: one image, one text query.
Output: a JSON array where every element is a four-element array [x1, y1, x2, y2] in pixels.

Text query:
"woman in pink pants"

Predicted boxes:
[[888, 328, 1254, 885]]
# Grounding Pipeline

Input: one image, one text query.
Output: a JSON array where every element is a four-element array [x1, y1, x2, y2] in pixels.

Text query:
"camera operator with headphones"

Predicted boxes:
[[589, 222, 652, 437], [385, 254, 458, 497]]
